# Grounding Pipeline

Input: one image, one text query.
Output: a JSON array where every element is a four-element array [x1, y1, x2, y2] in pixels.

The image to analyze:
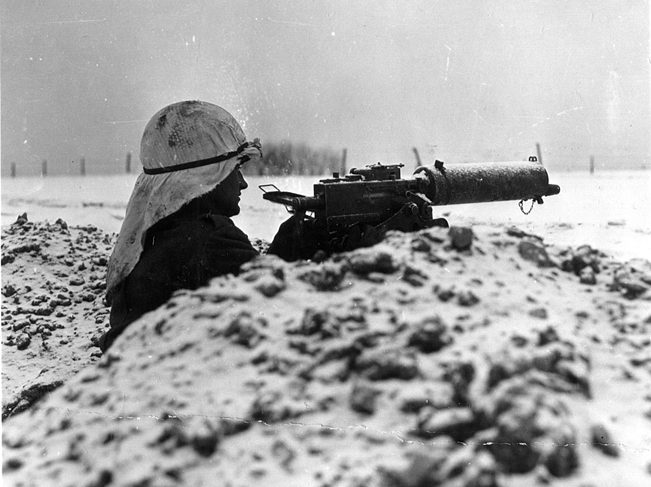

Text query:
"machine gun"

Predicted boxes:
[[260, 157, 560, 258]]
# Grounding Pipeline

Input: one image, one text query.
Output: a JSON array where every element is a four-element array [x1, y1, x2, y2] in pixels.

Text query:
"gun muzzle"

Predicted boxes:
[[414, 160, 559, 206], [545, 184, 561, 196]]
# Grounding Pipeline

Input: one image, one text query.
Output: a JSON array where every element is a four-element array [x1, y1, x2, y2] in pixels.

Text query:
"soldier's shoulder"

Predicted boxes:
[[203, 214, 235, 228]]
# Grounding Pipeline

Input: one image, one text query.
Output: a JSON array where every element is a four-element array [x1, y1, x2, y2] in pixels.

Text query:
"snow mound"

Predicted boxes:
[[2, 215, 115, 419], [3, 223, 651, 487]]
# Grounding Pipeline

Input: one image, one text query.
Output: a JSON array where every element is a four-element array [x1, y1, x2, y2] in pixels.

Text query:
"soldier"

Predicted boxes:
[[101, 100, 288, 350]]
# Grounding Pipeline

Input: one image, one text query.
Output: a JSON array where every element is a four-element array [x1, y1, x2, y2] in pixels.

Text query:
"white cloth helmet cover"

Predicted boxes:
[[106, 100, 261, 301]]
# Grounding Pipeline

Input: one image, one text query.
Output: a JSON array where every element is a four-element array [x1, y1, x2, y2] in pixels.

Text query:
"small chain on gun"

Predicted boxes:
[[518, 198, 535, 215]]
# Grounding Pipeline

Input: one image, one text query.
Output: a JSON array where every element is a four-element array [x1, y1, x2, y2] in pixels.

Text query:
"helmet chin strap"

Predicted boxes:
[[143, 139, 261, 175]]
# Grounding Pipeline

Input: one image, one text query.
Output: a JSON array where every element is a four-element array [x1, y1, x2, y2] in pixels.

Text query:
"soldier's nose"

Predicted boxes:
[[239, 171, 248, 190]]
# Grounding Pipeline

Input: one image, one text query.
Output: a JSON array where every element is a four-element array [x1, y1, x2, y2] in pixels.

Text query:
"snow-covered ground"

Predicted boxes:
[[2, 169, 650, 260], [2, 167, 651, 486]]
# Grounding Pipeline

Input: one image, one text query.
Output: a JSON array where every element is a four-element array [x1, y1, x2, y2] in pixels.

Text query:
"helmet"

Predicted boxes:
[[140, 100, 248, 173]]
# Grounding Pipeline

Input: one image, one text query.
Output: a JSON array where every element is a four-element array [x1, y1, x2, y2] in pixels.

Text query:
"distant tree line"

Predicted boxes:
[[241, 140, 342, 176]]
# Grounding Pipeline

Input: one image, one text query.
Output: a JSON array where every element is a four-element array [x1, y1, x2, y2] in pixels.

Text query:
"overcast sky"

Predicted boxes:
[[1, 0, 649, 176]]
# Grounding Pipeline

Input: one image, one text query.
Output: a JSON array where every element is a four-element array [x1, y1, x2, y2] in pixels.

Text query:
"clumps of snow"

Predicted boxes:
[[2, 214, 116, 419], [3, 221, 651, 486], [609, 259, 651, 299]]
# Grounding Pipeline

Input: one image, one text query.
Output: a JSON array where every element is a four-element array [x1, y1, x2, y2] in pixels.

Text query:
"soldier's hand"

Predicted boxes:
[[267, 214, 320, 261]]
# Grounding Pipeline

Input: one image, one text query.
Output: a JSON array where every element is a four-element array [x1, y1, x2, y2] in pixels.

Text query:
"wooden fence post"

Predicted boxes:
[[80, 157, 86, 176], [536, 143, 543, 165], [11, 162, 16, 178], [41, 159, 47, 177], [341, 148, 347, 175], [126, 152, 132, 173], [589, 156, 595, 175], [413, 147, 422, 168]]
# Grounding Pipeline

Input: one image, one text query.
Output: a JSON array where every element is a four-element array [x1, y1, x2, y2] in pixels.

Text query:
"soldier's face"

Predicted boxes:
[[211, 168, 248, 216]]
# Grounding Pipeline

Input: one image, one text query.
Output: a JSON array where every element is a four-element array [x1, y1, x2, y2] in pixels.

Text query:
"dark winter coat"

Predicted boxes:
[[100, 208, 258, 351]]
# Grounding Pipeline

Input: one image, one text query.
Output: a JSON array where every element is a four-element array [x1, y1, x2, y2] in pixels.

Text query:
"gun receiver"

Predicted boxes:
[[261, 158, 560, 253]]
